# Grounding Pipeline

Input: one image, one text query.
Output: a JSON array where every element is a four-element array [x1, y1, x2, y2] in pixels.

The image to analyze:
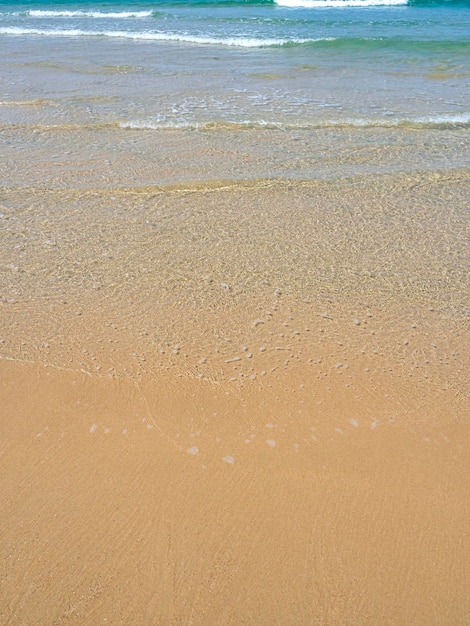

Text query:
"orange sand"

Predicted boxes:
[[1, 172, 469, 624]]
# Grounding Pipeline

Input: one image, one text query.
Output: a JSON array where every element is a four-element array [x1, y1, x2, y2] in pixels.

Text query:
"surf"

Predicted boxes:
[[0, 26, 333, 47], [26, 10, 155, 19]]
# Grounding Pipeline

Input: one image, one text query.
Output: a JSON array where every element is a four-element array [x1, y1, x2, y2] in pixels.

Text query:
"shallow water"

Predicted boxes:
[[1, 0, 469, 368], [1, 2, 469, 204], [1, 0, 470, 131]]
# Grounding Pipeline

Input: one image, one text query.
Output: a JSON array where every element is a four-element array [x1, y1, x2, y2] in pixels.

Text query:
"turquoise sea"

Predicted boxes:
[[1, 0, 470, 133]]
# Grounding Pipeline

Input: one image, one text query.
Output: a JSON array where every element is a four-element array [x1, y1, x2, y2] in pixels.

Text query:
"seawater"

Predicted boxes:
[[1, 0, 470, 129]]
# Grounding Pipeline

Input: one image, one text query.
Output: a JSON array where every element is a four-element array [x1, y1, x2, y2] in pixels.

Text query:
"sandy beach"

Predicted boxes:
[[1, 163, 469, 624], [1, 1, 470, 620]]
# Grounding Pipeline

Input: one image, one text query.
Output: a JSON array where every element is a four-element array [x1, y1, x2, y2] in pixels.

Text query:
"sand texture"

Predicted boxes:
[[1, 168, 469, 624]]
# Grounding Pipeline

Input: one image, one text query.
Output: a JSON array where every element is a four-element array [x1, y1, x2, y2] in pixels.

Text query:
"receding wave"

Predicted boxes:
[[0, 27, 328, 48], [120, 119, 287, 131], [0, 98, 50, 107], [120, 113, 470, 131], [395, 113, 470, 129], [26, 10, 155, 19]]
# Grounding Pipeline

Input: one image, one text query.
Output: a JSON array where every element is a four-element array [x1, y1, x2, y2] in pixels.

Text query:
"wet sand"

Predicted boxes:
[[1, 161, 469, 623], [1, 356, 469, 625]]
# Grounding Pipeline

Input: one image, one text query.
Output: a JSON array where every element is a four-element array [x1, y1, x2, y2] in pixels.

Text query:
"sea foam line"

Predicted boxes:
[[119, 119, 286, 131], [119, 113, 470, 131], [3, 114, 468, 133], [27, 10, 154, 18], [275, 0, 407, 6], [0, 27, 326, 47]]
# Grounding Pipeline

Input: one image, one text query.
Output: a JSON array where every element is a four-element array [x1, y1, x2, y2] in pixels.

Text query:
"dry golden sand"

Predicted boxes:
[[1, 170, 469, 624]]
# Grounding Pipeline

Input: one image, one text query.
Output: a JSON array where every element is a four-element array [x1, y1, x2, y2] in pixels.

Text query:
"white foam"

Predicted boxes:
[[27, 10, 153, 18], [119, 119, 281, 131], [0, 26, 331, 48], [223, 456, 235, 464], [187, 446, 199, 455], [412, 113, 470, 126], [266, 439, 277, 447], [275, 0, 407, 7], [119, 112, 470, 134]]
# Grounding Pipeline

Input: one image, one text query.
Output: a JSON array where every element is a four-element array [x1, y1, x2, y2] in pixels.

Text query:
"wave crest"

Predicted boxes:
[[27, 10, 155, 19], [0, 26, 330, 47]]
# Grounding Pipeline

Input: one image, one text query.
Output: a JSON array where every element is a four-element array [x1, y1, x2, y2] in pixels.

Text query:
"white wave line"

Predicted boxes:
[[0, 27, 332, 47], [119, 113, 470, 131], [27, 10, 154, 18]]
